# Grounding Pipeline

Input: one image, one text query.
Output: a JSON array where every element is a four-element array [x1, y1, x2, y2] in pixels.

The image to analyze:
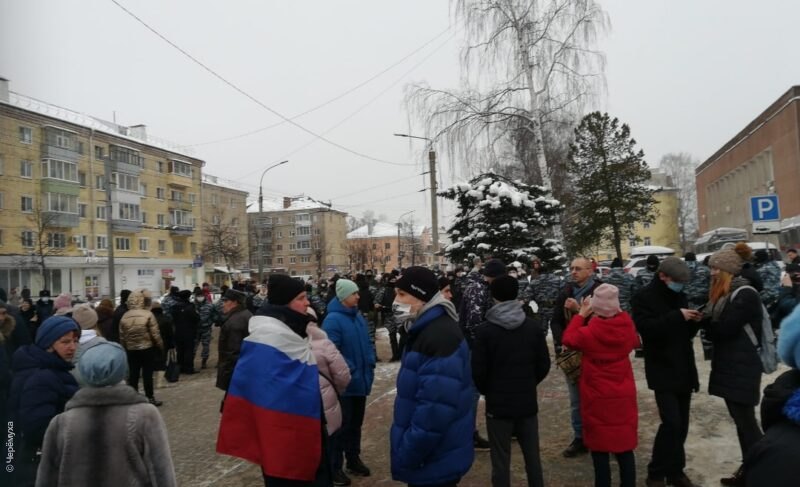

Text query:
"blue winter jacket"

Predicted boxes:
[[8, 345, 79, 451], [391, 305, 475, 485], [323, 298, 376, 397]]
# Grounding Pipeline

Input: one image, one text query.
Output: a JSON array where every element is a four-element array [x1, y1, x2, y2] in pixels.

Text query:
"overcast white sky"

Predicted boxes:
[[3, 0, 800, 227]]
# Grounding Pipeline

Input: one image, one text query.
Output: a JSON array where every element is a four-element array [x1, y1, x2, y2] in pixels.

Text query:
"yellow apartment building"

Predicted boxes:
[[201, 175, 250, 286], [248, 196, 349, 281], [0, 79, 205, 298]]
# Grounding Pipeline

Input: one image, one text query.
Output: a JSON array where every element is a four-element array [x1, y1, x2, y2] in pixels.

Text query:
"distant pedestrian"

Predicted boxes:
[[633, 255, 660, 294], [787, 248, 800, 265], [52, 293, 72, 316], [683, 252, 710, 310], [703, 244, 765, 486], [391, 266, 474, 487], [603, 258, 635, 312], [754, 249, 781, 309], [632, 257, 701, 487], [70, 304, 105, 386], [109, 289, 132, 344], [323, 279, 376, 485], [36, 341, 177, 487], [119, 289, 164, 407], [215, 289, 251, 398], [472, 275, 550, 487], [173, 290, 199, 374], [34, 289, 54, 325], [95, 298, 115, 341], [563, 284, 639, 487], [193, 287, 216, 369]]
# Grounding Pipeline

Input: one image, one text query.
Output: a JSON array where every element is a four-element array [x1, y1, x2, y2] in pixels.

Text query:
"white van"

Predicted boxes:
[[624, 246, 675, 277]]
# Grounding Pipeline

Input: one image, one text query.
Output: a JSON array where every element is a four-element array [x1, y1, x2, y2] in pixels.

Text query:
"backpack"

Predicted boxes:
[[731, 285, 779, 374]]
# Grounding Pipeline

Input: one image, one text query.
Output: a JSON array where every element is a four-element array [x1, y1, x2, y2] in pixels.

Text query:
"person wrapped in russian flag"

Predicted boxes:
[[217, 274, 330, 485]]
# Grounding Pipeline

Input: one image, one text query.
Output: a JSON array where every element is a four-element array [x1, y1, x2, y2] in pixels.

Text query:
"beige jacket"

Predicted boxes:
[[119, 289, 163, 351], [307, 324, 351, 435]]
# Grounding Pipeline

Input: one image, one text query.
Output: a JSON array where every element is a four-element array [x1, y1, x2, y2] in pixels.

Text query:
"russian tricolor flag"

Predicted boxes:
[[217, 315, 322, 481]]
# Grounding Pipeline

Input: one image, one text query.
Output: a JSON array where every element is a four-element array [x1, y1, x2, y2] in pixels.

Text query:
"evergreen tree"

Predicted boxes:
[[441, 172, 564, 268], [566, 111, 657, 260]]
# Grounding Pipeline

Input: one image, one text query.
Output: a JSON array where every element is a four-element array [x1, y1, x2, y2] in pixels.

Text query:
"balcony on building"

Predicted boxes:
[[107, 144, 143, 175], [42, 211, 79, 228], [167, 159, 194, 188], [168, 198, 193, 212], [112, 219, 143, 233], [169, 224, 194, 236], [41, 126, 81, 162]]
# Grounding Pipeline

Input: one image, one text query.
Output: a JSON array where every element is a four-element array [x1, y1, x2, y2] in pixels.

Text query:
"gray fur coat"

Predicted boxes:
[[36, 384, 176, 487]]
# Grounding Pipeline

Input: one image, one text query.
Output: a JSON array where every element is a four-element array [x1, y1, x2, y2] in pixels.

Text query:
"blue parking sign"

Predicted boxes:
[[750, 195, 780, 222]]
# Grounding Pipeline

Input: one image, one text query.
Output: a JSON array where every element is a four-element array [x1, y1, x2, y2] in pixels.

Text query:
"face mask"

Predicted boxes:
[[392, 301, 413, 321], [197, 297, 205, 303], [686, 261, 697, 269], [667, 281, 685, 293], [41, 297, 50, 303], [456, 272, 465, 278], [509, 272, 518, 279]]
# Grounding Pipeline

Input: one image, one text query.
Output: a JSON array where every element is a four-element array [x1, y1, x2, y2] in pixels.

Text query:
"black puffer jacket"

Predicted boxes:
[[216, 307, 252, 391], [705, 282, 763, 406], [472, 301, 551, 419], [744, 370, 800, 486], [632, 277, 700, 393]]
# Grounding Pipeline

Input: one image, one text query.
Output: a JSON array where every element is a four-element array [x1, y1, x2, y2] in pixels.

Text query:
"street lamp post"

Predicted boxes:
[[397, 210, 414, 269], [257, 160, 289, 282], [394, 134, 439, 265]]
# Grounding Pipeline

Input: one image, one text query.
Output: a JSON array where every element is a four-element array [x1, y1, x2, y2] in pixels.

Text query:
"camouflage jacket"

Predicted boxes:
[[195, 301, 218, 327], [160, 295, 178, 320], [309, 293, 327, 317], [521, 272, 562, 319], [458, 271, 489, 345], [251, 293, 268, 311], [604, 268, 635, 312], [684, 262, 711, 307], [756, 261, 781, 306]]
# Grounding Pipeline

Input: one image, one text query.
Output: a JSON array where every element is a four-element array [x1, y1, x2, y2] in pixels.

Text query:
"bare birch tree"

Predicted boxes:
[[202, 207, 244, 277], [407, 0, 608, 188], [659, 152, 700, 252], [25, 206, 70, 290]]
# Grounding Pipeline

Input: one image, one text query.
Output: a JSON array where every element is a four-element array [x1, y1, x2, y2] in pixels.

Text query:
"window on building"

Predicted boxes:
[[0, 155, 5, 175], [96, 205, 107, 220], [156, 187, 166, 200], [190, 242, 198, 254], [115, 237, 131, 251], [94, 146, 104, 159], [170, 210, 192, 227], [276, 244, 283, 251], [188, 193, 196, 204], [95, 175, 106, 191], [73, 235, 88, 250], [78, 171, 87, 187], [20, 160, 32, 178], [158, 240, 166, 253], [230, 198, 236, 208], [141, 212, 147, 224], [22, 231, 34, 248], [277, 231, 283, 239], [385, 242, 391, 250], [313, 241, 320, 250], [21, 196, 33, 213], [19, 127, 33, 144], [48, 233, 67, 249], [314, 228, 321, 235], [114, 173, 140, 192], [78, 203, 87, 218], [0, 230, 3, 246], [43, 127, 77, 150], [297, 226, 310, 236], [276, 217, 282, 224], [211, 215, 220, 225], [45, 193, 78, 214], [643, 222, 651, 230], [173, 240, 185, 253], [96, 236, 108, 250], [0, 192, 3, 210], [299, 240, 311, 250], [301, 256, 311, 263], [372, 243, 377, 250], [231, 217, 238, 226], [289, 243, 297, 251], [170, 190, 183, 202], [109, 145, 141, 166], [211, 194, 219, 206], [644, 237, 652, 246], [139, 182, 147, 197], [276, 257, 284, 265], [289, 230, 296, 237], [289, 257, 297, 264], [170, 160, 193, 177], [157, 214, 165, 226], [118, 203, 140, 221], [157, 161, 164, 173], [42, 159, 79, 182], [628, 237, 636, 248], [139, 239, 149, 252]]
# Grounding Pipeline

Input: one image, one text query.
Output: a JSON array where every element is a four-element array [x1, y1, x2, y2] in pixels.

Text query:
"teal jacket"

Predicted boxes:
[[323, 298, 376, 396]]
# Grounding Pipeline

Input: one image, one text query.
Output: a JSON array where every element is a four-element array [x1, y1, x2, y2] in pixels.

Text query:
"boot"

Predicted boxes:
[[201, 358, 208, 369], [473, 431, 491, 451], [332, 470, 351, 486], [345, 456, 371, 476], [720, 465, 744, 486], [148, 396, 163, 407], [562, 437, 588, 457], [666, 472, 700, 487]]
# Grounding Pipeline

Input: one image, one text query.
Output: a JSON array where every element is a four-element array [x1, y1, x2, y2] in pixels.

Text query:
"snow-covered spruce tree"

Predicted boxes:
[[441, 172, 564, 268], [565, 111, 657, 261]]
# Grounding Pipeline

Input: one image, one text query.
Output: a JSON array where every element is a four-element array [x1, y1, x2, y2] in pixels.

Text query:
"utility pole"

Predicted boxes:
[[428, 148, 439, 264], [257, 160, 289, 282], [104, 157, 116, 300]]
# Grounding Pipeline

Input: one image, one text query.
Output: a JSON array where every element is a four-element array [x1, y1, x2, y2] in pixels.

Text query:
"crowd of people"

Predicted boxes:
[[3, 241, 800, 486]]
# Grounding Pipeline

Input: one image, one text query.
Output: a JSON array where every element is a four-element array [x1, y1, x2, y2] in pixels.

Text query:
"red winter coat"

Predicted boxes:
[[562, 312, 639, 453]]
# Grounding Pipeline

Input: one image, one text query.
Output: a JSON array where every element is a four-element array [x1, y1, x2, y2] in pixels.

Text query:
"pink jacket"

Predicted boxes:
[[307, 324, 351, 434]]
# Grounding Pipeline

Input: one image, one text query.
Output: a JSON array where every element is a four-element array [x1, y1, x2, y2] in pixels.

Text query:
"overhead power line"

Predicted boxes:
[[189, 25, 453, 147], [110, 0, 413, 167]]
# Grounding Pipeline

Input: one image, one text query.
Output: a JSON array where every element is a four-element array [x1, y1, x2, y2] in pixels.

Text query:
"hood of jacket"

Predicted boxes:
[[12, 343, 74, 373], [417, 291, 458, 322], [406, 291, 459, 333], [485, 300, 526, 330], [306, 324, 329, 342], [327, 296, 359, 317], [66, 383, 148, 409], [126, 289, 150, 310], [761, 369, 800, 430]]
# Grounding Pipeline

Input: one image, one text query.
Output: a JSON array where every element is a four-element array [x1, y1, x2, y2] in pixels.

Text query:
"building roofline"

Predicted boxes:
[[696, 85, 800, 176]]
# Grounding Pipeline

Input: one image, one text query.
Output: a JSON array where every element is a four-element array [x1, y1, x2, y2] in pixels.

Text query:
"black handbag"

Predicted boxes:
[[164, 349, 180, 383]]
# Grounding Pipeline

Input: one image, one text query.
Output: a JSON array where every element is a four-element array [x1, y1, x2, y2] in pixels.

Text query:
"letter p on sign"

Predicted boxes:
[[750, 195, 780, 222]]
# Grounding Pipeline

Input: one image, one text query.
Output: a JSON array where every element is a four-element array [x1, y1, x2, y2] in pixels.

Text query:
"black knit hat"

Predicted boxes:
[[481, 258, 506, 278], [684, 252, 697, 262], [267, 274, 306, 306], [611, 257, 623, 268], [396, 266, 439, 302], [646, 255, 659, 270], [490, 275, 519, 302], [438, 276, 450, 290]]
